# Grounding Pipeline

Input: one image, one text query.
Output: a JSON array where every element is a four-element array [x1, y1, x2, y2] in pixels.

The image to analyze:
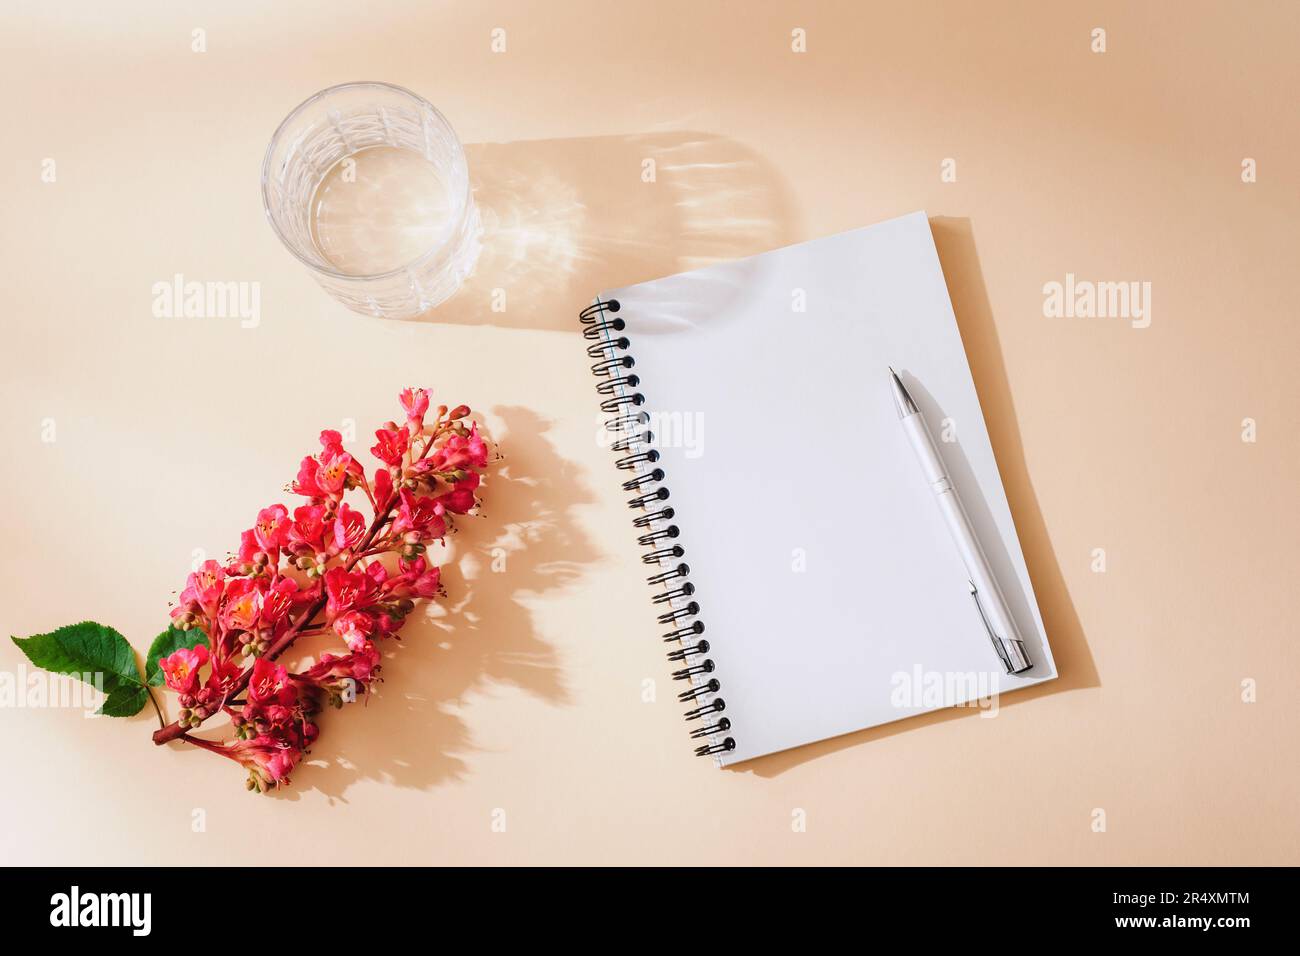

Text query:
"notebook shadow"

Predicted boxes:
[[399, 131, 799, 330], [273, 405, 598, 801], [732, 216, 1097, 778], [931, 216, 1098, 696]]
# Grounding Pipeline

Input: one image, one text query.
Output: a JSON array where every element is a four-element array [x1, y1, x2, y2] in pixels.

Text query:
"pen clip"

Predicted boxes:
[[968, 581, 1030, 675]]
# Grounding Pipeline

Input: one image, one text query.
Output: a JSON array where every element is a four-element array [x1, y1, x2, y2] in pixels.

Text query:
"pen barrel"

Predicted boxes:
[[900, 413, 1026, 649], [932, 488, 1024, 645]]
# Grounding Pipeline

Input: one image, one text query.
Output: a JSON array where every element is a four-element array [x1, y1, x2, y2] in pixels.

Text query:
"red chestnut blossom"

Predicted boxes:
[[399, 387, 430, 429], [416, 422, 488, 476], [393, 488, 447, 538], [254, 504, 289, 553], [206, 655, 242, 694], [324, 566, 379, 620], [287, 504, 326, 548], [152, 391, 489, 793], [298, 644, 382, 689], [333, 503, 368, 552], [292, 430, 362, 500], [160, 645, 209, 695], [173, 561, 226, 622], [247, 657, 296, 706], [316, 450, 352, 496], [228, 736, 307, 791], [371, 424, 410, 467], [331, 610, 374, 650], [437, 471, 482, 515], [392, 556, 441, 598], [373, 467, 394, 508]]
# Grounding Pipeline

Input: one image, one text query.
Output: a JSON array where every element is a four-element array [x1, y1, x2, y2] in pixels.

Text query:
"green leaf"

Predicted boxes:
[[145, 625, 209, 687], [11, 621, 149, 717], [100, 684, 151, 717]]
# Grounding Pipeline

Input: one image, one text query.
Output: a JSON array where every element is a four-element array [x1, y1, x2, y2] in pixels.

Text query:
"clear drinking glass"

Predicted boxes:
[[261, 81, 481, 319]]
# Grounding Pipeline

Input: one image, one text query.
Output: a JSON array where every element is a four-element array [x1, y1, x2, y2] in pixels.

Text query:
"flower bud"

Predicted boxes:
[[450, 404, 470, 419]]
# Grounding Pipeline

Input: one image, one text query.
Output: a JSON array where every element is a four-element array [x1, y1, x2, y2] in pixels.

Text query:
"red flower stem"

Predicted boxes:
[[151, 596, 326, 745], [152, 419, 452, 748], [178, 732, 243, 762]]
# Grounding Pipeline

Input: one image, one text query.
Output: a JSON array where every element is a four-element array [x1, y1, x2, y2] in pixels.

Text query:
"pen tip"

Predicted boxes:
[[890, 369, 919, 418]]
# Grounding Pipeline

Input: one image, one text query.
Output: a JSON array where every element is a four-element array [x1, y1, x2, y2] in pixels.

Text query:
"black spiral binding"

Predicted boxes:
[[580, 298, 737, 760]]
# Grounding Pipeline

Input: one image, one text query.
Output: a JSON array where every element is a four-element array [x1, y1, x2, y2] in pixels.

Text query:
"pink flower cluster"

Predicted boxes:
[[154, 390, 488, 792]]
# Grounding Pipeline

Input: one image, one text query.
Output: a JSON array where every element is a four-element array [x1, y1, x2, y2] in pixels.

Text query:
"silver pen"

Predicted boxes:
[[890, 368, 1032, 675]]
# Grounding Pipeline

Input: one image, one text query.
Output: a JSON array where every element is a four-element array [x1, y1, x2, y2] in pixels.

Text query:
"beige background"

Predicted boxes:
[[2, 1, 1297, 865]]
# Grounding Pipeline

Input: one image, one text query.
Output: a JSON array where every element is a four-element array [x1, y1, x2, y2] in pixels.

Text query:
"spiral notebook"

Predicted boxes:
[[580, 211, 1057, 766]]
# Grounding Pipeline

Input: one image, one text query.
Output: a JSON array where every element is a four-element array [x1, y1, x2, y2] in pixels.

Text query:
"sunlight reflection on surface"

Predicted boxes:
[[401, 132, 796, 331]]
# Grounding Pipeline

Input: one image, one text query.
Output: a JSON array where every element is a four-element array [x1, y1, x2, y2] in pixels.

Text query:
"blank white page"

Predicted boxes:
[[599, 212, 1056, 766]]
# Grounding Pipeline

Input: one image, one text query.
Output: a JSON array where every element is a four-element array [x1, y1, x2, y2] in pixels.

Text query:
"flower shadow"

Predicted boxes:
[[279, 404, 595, 800]]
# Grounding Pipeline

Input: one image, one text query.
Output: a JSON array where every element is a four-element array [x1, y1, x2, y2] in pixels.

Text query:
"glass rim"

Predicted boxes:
[[259, 80, 470, 282]]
